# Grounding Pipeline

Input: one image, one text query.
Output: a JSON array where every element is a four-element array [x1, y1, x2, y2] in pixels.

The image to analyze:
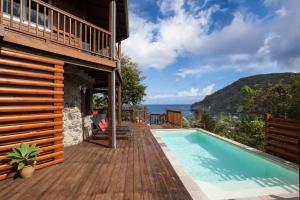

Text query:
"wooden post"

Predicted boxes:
[[144, 107, 147, 123], [265, 113, 272, 121], [107, 73, 113, 148], [109, 0, 117, 148], [117, 84, 122, 126]]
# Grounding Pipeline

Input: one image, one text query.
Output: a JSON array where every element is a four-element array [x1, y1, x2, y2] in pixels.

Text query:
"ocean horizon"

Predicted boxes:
[[144, 104, 192, 117]]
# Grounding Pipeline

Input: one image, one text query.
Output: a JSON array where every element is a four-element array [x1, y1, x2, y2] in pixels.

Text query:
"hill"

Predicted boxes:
[[191, 73, 298, 113]]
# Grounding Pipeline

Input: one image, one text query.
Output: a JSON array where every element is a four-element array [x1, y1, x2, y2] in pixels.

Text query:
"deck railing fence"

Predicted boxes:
[[166, 109, 182, 128], [0, 0, 112, 58], [149, 109, 182, 128], [265, 114, 300, 163], [122, 108, 148, 123], [149, 113, 165, 125]]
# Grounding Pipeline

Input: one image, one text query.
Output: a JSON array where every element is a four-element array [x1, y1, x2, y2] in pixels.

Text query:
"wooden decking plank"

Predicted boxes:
[[66, 144, 109, 200], [0, 123, 193, 200], [133, 128, 144, 200], [39, 145, 90, 200], [139, 129, 155, 200], [124, 131, 135, 200]]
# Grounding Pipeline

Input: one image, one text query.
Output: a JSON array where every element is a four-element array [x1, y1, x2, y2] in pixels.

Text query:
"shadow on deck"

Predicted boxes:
[[0, 123, 192, 200]]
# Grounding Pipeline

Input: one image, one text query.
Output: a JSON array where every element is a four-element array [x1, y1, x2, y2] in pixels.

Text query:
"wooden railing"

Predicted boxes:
[[150, 114, 165, 125], [0, 0, 112, 58], [122, 108, 148, 123], [166, 109, 182, 128], [265, 115, 300, 163]]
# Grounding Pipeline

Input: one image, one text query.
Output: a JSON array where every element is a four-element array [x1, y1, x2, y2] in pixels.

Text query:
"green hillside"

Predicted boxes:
[[191, 73, 299, 113]]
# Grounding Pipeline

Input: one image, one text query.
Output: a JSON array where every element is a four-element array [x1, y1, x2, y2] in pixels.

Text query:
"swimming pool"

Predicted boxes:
[[157, 129, 299, 200]]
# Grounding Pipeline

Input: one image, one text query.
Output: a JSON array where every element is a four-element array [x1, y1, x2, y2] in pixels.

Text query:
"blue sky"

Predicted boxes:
[[122, 0, 300, 104]]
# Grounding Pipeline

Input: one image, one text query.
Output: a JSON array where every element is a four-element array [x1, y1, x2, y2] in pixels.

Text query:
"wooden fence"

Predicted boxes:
[[265, 115, 300, 163], [166, 109, 182, 128], [122, 108, 147, 123], [150, 113, 165, 125], [0, 49, 64, 180]]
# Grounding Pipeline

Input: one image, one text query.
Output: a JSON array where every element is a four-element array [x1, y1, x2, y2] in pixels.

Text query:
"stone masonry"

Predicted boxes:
[[63, 65, 94, 147]]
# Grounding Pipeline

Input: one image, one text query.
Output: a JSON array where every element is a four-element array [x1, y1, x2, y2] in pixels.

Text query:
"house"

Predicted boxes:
[[0, 0, 129, 180]]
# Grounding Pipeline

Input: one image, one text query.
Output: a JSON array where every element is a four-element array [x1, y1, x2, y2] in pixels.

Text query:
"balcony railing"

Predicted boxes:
[[0, 0, 112, 58]]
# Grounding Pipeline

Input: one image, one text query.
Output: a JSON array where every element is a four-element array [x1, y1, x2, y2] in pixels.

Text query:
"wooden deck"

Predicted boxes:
[[0, 124, 192, 200]]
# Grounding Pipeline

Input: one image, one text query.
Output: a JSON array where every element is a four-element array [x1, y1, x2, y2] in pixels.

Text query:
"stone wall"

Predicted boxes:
[[63, 107, 83, 146], [63, 65, 94, 147]]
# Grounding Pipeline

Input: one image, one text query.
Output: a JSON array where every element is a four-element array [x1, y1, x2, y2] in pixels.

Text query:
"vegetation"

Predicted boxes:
[[191, 73, 298, 113], [189, 73, 300, 151], [93, 94, 107, 111], [241, 74, 300, 119], [187, 112, 265, 150], [121, 56, 146, 106], [93, 56, 146, 110], [5, 144, 40, 170], [182, 117, 191, 128]]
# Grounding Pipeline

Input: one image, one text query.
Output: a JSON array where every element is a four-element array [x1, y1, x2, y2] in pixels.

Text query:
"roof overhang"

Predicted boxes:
[[116, 0, 129, 42]]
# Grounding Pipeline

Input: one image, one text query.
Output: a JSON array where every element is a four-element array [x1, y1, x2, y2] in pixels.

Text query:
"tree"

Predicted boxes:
[[93, 56, 146, 109], [93, 94, 107, 111], [241, 81, 293, 118], [237, 117, 265, 150], [191, 111, 216, 132], [121, 56, 146, 106], [289, 74, 300, 119]]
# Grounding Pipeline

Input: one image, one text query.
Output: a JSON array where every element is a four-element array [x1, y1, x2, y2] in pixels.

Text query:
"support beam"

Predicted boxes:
[[118, 84, 122, 126], [109, 0, 117, 149], [111, 70, 116, 148]]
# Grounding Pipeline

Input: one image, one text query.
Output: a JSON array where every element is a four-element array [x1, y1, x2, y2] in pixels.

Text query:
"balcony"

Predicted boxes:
[[0, 0, 112, 60]]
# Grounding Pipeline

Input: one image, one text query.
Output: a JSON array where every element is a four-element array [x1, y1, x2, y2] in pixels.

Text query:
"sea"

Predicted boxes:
[[144, 104, 192, 117]]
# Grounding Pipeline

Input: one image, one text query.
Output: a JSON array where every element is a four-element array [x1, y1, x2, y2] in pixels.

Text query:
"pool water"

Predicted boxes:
[[158, 130, 299, 199]]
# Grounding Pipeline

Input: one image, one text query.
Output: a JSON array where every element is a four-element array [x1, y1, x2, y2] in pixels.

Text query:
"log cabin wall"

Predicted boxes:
[[0, 49, 64, 180]]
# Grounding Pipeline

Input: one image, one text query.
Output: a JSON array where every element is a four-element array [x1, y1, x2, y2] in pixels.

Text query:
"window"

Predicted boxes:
[[3, 0, 50, 29]]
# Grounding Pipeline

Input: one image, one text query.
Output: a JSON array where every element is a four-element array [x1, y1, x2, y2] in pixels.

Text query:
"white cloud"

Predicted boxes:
[[276, 7, 288, 17], [124, 0, 300, 73], [176, 65, 213, 78], [230, 54, 250, 62], [201, 84, 215, 96], [177, 87, 201, 97], [148, 84, 215, 101], [123, 1, 219, 69], [257, 33, 280, 56], [158, 0, 184, 15]]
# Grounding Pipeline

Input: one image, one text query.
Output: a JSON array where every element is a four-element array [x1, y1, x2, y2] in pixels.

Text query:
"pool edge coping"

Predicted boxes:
[[152, 128, 299, 200], [151, 129, 210, 200]]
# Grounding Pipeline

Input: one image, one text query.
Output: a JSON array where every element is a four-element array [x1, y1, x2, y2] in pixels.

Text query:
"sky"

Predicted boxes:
[[122, 0, 300, 105]]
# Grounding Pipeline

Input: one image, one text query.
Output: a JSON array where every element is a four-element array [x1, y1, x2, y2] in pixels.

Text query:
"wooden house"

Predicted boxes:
[[0, 0, 129, 180]]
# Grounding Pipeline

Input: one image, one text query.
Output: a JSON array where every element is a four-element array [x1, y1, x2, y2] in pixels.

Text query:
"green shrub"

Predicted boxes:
[[200, 112, 216, 132], [182, 117, 191, 128], [238, 117, 265, 150], [5, 144, 41, 170]]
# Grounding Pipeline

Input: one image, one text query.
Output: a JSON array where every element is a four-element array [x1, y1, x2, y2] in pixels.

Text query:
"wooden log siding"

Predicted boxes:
[[166, 109, 183, 128], [0, 49, 64, 180], [265, 116, 300, 163]]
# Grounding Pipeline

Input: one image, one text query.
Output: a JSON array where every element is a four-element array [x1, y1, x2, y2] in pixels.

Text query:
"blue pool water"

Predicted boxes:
[[158, 130, 299, 199]]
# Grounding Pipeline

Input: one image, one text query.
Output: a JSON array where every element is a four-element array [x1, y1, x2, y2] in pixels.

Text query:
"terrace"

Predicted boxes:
[[0, 123, 192, 200]]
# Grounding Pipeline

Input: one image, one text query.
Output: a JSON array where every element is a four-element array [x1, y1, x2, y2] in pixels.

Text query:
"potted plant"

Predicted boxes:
[[5, 144, 41, 179]]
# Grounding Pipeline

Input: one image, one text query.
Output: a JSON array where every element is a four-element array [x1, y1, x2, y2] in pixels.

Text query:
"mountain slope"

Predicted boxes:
[[191, 73, 298, 113]]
